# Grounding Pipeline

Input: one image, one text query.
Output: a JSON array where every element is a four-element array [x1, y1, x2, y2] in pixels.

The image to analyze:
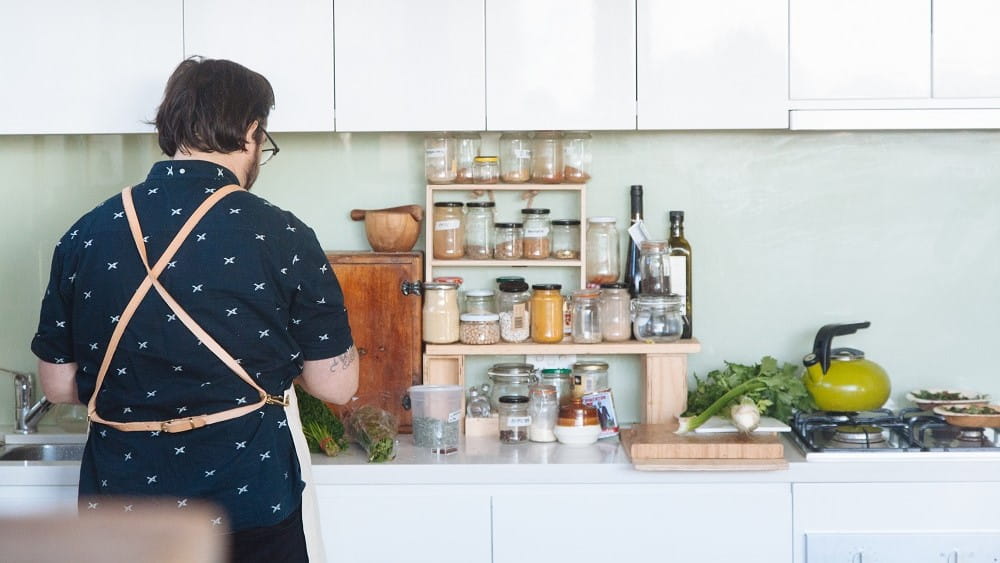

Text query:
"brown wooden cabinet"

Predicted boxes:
[[325, 252, 423, 432]]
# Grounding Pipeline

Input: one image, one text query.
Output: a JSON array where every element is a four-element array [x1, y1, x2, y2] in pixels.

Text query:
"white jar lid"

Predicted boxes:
[[464, 289, 496, 297], [460, 313, 500, 322], [588, 216, 616, 223]]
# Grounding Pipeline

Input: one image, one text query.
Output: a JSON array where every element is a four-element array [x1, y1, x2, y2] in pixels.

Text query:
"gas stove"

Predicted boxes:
[[790, 408, 1000, 460]]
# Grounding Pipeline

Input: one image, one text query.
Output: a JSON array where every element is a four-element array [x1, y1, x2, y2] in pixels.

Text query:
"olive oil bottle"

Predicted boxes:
[[667, 210, 692, 338]]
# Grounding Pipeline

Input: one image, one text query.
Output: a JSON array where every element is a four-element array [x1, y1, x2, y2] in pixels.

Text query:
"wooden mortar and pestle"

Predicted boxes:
[[350, 204, 424, 252]]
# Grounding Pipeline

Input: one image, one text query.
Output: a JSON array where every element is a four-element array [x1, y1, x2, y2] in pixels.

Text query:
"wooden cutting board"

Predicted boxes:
[[620, 423, 788, 471]]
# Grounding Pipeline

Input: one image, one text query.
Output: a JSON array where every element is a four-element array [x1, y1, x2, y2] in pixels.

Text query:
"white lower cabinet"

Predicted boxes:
[[315, 485, 493, 563], [492, 483, 792, 563], [793, 483, 1000, 563], [0, 485, 77, 517]]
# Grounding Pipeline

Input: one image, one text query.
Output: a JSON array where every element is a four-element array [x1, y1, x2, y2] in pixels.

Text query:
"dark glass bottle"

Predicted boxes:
[[667, 210, 692, 339], [623, 185, 644, 297]]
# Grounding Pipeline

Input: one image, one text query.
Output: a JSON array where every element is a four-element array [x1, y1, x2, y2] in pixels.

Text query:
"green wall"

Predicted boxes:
[[2, 130, 998, 426]]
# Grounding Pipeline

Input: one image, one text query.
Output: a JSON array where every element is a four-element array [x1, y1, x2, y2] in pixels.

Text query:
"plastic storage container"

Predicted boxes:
[[521, 208, 551, 259], [425, 132, 456, 184], [499, 131, 532, 183], [432, 202, 465, 259], [409, 384, 464, 454], [464, 201, 495, 259]]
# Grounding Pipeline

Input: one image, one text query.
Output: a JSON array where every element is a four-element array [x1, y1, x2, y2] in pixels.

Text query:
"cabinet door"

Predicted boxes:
[[933, 0, 1000, 99], [789, 0, 930, 100], [0, 486, 77, 517], [184, 0, 334, 132], [334, 0, 485, 132], [0, 1, 182, 135], [637, 0, 787, 129], [493, 484, 791, 563], [326, 252, 423, 432], [485, 0, 636, 131], [316, 485, 492, 563]]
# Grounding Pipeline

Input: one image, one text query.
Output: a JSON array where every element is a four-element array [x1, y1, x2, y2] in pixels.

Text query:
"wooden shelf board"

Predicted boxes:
[[425, 338, 701, 356], [429, 259, 583, 268], [428, 183, 585, 191]]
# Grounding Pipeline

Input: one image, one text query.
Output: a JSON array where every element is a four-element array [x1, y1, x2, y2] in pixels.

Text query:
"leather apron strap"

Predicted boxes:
[[87, 185, 288, 434]]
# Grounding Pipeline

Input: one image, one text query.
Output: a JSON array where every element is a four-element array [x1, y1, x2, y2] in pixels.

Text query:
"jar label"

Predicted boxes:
[[524, 227, 550, 238], [512, 303, 527, 329], [506, 415, 532, 427], [514, 149, 531, 160], [448, 410, 462, 423], [426, 147, 446, 158], [435, 219, 461, 231], [667, 256, 687, 313]]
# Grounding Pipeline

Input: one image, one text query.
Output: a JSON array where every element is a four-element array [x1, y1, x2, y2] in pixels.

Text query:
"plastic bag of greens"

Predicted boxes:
[[343, 397, 398, 463]]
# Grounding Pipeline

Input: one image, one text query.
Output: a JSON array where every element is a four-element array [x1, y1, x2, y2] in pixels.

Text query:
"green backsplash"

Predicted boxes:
[[2, 130, 998, 426]]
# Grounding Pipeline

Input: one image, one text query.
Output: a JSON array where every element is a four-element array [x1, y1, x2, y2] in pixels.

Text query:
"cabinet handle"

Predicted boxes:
[[401, 280, 422, 296]]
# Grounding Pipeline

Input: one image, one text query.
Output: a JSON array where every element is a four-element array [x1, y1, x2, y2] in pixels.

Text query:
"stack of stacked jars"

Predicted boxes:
[[432, 202, 581, 261], [631, 240, 685, 342], [425, 131, 592, 185]]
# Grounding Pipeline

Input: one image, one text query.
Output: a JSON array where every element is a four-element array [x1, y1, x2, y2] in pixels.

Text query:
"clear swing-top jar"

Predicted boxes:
[[631, 294, 684, 342], [639, 240, 671, 295], [487, 363, 537, 410]]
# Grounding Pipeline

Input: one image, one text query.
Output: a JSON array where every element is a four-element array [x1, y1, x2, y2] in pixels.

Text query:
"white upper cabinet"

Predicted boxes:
[[933, 0, 1000, 99], [185, 0, 335, 132], [637, 0, 788, 129], [485, 0, 636, 131], [0, 1, 182, 135], [334, 0, 485, 132], [790, 0, 931, 100]]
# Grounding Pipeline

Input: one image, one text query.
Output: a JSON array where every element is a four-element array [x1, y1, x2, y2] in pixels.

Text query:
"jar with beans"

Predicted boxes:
[[459, 313, 501, 345]]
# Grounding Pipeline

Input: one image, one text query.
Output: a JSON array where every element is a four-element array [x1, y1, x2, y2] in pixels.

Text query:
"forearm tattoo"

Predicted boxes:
[[329, 345, 358, 373]]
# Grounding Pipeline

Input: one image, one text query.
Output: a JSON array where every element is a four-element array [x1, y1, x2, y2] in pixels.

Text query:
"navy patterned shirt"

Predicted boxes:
[[31, 160, 352, 532]]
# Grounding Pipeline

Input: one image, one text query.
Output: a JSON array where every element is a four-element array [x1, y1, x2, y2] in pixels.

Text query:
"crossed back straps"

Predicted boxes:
[[87, 185, 287, 434]]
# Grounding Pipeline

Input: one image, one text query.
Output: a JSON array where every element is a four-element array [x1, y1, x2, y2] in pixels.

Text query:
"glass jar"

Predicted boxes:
[[539, 368, 573, 406], [639, 239, 671, 295], [585, 217, 620, 286], [472, 156, 499, 184], [487, 363, 537, 410], [466, 386, 491, 417], [432, 202, 465, 259], [459, 313, 501, 345], [521, 208, 551, 259], [499, 131, 532, 183], [528, 385, 558, 442], [562, 131, 592, 183], [497, 281, 531, 343], [498, 395, 530, 443], [572, 360, 610, 398], [599, 283, 632, 342], [570, 288, 602, 344], [530, 284, 564, 343], [455, 132, 481, 184], [422, 283, 460, 343], [550, 219, 581, 259], [463, 201, 495, 259], [493, 222, 523, 260], [531, 131, 564, 184], [631, 294, 684, 342], [464, 289, 497, 314], [425, 132, 456, 184]]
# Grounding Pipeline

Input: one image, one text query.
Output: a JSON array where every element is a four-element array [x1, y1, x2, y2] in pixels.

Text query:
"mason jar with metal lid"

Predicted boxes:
[[497, 281, 531, 343], [487, 363, 538, 410], [493, 222, 524, 260], [472, 156, 500, 184], [550, 219, 581, 259], [631, 294, 684, 342], [432, 202, 465, 259], [530, 284, 564, 343], [521, 208, 551, 259], [464, 201, 495, 259], [572, 361, 610, 398], [422, 282, 460, 344]]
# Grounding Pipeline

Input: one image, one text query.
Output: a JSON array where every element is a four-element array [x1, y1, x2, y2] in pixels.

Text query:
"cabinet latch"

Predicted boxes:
[[401, 280, 422, 296]]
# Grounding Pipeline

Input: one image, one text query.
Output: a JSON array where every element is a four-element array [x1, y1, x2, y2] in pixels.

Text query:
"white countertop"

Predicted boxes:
[[4, 431, 999, 488]]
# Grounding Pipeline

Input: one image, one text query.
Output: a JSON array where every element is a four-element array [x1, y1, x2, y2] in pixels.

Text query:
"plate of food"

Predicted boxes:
[[906, 389, 990, 411], [933, 404, 1000, 428]]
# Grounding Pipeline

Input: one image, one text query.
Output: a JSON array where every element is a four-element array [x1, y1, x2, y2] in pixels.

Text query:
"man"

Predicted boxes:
[[31, 57, 357, 562]]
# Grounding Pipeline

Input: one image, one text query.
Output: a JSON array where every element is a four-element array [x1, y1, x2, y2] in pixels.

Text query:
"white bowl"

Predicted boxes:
[[553, 424, 601, 446]]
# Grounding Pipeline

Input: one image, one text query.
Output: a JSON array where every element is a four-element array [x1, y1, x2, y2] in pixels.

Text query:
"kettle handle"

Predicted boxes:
[[805, 322, 871, 374]]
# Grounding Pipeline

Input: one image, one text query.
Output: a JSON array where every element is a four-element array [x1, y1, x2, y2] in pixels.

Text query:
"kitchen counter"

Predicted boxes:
[[3, 432, 999, 487]]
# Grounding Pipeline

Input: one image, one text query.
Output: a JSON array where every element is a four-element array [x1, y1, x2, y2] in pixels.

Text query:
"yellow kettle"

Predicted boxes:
[[802, 322, 891, 412]]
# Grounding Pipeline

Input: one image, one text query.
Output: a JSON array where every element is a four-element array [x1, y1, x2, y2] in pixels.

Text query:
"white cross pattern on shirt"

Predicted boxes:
[[146, 475, 157, 484], [138, 341, 148, 349], [271, 504, 281, 513], [196, 233, 207, 241], [171, 208, 182, 216], [223, 257, 235, 264], [259, 451, 271, 461], [192, 284, 203, 292], [255, 234, 265, 240], [258, 329, 269, 338], [226, 307, 238, 316], [110, 315, 120, 324], [174, 446, 185, 455], [229, 208, 240, 214], [148, 187, 159, 195], [319, 334, 329, 341], [107, 262, 118, 270], [237, 485, 248, 494], [84, 291, 92, 299], [56, 320, 66, 327], [253, 282, 265, 291], [84, 239, 93, 248], [113, 211, 124, 219], [90, 343, 98, 350], [235, 441, 246, 449]]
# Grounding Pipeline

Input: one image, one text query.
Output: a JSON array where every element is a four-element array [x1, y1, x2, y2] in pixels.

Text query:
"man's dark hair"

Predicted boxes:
[[155, 57, 275, 157]]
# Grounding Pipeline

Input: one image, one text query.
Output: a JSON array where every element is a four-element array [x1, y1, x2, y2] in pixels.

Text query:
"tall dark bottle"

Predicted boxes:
[[667, 210, 692, 338], [623, 185, 644, 297]]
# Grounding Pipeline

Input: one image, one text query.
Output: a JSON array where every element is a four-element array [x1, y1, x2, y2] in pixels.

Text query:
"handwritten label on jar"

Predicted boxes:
[[448, 410, 462, 423], [505, 416, 532, 427], [524, 227, 550, 238], [435, 219, 461, 231], [426, 148, 446, 158], [514, 149, 531, 159]]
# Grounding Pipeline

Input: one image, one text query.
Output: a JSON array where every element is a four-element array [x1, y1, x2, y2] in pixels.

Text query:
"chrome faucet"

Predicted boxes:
[[1, 368, 54, 434]]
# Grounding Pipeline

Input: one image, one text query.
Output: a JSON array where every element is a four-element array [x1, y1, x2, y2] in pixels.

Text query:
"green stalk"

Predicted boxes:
[[677, 379, 767, 433]]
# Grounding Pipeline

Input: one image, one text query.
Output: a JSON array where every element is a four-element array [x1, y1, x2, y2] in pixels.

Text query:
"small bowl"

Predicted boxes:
[[553, 424, 601, 446], [906, 389, 990, 412]]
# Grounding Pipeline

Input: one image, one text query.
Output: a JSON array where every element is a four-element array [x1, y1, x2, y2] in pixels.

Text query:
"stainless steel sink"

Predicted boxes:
[[0, 443, 85, 461]]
